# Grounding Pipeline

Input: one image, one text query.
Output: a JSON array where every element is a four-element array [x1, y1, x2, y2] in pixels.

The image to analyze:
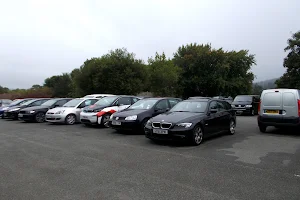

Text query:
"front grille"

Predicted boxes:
[[19, 111, 27, 114], [83, 110, 94, 113], [47, 112, 54, 115], [152, 122, 172, 129], [113, 116, 125, 120]]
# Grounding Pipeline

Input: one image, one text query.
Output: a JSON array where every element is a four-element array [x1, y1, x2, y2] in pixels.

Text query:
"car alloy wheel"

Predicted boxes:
[[229, 120, 235, 135], [102, 114, 111, 128], [35, 112, 45, 123], [192, 125, 203, 146], [65, 114, 76, 125]]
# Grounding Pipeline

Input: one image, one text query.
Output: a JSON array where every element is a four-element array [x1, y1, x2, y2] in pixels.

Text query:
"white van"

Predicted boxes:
[[258, 89, 300, 132]]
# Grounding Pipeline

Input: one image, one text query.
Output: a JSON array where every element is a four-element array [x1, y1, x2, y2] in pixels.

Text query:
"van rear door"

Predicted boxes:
[[261, 90, 283, 120], [282, 91, 298, 119]]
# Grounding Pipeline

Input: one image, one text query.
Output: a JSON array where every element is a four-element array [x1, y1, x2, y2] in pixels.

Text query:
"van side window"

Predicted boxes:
[[283, 93, 296, 106], [217, 101, 226, 111]]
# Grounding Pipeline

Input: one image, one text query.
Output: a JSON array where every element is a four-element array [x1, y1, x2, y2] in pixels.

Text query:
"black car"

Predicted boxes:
[[81, 95, 142, 127], [109, 97, 182, 132], [144, 98, 236, 145], [4, 98, 51, 120], [18, 98, 72, 122], [231, 95, 260, 115], [0, 98, 34, 118]]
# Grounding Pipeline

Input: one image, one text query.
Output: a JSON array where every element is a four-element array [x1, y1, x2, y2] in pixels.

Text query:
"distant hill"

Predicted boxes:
[[254, 78, 279, 89]]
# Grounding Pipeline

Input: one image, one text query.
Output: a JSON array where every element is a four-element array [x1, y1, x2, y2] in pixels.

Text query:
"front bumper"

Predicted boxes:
[[45, 113, 66, 123], [80, 112, 98, 124], [18, 113, 35, 121], [109, 119, 141, 131], [258, 116, 300, 127], [144, 127, 193, 141], [233, 107, 252, 114], [3, 111, 19, 119]]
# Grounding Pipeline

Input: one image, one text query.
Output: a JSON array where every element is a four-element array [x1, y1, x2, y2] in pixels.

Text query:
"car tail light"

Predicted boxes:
[[258, 100, 261, 114], [298, 100, 300, 117]]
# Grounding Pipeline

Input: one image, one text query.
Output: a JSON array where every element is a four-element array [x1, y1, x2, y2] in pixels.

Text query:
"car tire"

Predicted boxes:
[[101, 113, 111, 128], [65, 114, 76, 125], [259, 125, 267, 133], [228, 119, 236, 135], [191, 125, 203, 146], [35, 112, 45, 123]]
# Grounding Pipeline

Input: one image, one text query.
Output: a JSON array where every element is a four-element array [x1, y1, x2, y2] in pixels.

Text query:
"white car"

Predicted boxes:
[[45, 98, 99, 125], [83, 94, 115, 98], [80, 96, 141, 127]]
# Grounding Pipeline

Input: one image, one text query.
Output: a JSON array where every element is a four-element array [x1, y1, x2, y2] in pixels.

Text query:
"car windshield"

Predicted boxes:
[[234, 95, 252, 102], [41, 99, 57, 106], [62, 99, 82, 107], [128, 99, 158, 110], [9, 99, 24, 106], [170, 101, 208, 113], [95, 96, 118, 106], [21, 99, 37, 106]]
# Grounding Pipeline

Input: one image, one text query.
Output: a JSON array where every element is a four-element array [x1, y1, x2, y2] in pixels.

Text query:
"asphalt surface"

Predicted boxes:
[[0, 116, 300, 200]]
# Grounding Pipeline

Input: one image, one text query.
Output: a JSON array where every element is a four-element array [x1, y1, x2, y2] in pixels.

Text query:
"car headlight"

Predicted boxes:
[[30, 111, 35, 114], [2, 107, 9, 111], [10, 108, 20, 112], [145, 120, 152, 127], [55, 110, 65, 114], [176, 123, 192, 128], [231, 105, 235, 107], [245, 105, 252, 108], [125, 115, 137, 120]]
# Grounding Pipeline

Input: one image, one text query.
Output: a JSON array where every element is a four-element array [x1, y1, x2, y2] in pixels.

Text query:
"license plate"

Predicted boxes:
[[18, 114, 23, 117], [112, 121, 121, 125], [265, 110, 279, 114], [153, 129, 168, 134], [82, 116, 88, 119], [236, 111, 243, 113]]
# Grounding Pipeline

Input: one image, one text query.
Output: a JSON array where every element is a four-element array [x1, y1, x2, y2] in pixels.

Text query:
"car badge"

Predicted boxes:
[[116, 117, 119, 120]]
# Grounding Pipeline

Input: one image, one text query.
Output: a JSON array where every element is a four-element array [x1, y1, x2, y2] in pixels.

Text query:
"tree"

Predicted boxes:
[[173, 43, 255, 98], [276, 31, 300, 88], [44, 73, 72, 97], [0, 86, 9, 94], [31, 84, 42, 90], [147, 52, 181, 96]]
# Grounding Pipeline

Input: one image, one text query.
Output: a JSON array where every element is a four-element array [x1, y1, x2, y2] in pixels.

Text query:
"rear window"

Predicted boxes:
[[262, 92, 281, 106]]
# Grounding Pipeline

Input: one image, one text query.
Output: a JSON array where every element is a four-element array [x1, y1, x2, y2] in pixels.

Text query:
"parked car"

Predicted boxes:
[[83, 94, 115, 98], [257, 89, 300, 132], [144, 97, 236, 145], [0, 99, 12, 107], [0, 98, 33, 118], [45, 98, 99, 125], [18, 98, 73, 123], [109, 97, 182, 132], [231, 95, 260, 115], [3, 98, 51, 120], [80, 95, 141, 127]]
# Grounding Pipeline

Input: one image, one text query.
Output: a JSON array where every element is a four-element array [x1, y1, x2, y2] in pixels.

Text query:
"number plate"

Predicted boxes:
[[265, 110, 279, 114], [153, 129, 168, 134], [18, 114, 23, 117], [112, 121, 121, 125], [82, 116, 88, 119]]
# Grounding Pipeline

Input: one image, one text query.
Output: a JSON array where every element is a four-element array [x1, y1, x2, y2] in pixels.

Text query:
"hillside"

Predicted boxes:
[[254, 78, 278, 89]]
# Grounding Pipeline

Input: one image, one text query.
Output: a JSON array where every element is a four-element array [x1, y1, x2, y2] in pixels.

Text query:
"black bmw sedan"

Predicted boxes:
[[18, 98, 72, 122], [144, 98, 236, 145], [109, 97, 182, 132]]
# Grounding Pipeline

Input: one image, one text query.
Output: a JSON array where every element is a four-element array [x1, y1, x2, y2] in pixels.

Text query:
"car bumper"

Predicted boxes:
[[18, 113, 35, 121], [3, 111, 18, 119], [258, 116, 300, 127], [233, 108, 252, 114], [45, 114, 66, 123], [109, 120, 141, 131], [80, 113, 98, 124], [144, 127, 194, 141]]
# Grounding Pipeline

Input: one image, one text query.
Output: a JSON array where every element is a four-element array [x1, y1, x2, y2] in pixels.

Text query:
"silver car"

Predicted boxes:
[[258, 89, 300, 132], [45, 98, 99, 125]]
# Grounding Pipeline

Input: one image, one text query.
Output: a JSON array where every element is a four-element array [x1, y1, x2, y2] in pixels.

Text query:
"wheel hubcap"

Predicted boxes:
[[103, 115, 110, 127], [67, 115, 75, 124], [194, 127, 203, 144], [230, 121, 235, 134], [36, 113, 45, 122]]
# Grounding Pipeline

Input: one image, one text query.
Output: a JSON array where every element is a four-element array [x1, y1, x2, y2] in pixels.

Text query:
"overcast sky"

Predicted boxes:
[[0, 0, 299, 89]]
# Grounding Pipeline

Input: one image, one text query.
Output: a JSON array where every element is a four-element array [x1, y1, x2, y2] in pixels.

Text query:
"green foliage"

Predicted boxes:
[[0, 86, 9, 94], [0, 86, 53, 99], [44, 73, 72, 97], [173, 43, 255, 98], [276, 31, 300, 88], [147, 52, 181, 96]]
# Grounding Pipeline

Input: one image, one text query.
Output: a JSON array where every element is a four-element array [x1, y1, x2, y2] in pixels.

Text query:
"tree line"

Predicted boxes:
[[1, 42, 265, 99]]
